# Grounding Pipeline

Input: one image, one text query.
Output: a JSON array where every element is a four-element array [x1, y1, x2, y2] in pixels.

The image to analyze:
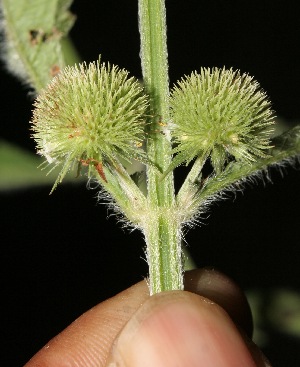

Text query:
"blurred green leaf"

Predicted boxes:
[[268, 289, 300, 337], [0, 140, 83, 191], [1, 0, 76, 90], [247, 287, 300, 346]]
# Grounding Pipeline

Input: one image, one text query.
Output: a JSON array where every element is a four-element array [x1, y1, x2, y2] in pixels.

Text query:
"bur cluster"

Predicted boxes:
[[31, 59, 148, 191], [169, 68, 275, 174]]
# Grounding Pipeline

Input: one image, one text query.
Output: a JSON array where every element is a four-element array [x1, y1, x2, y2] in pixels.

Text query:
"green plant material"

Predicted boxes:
[[0, 140, 82, 190], [0, 0, 75, 90], [31, 58, 149, 193], [165, 68, 274, 178], [138, 0, 183, 293], [178, 126, 300, 224], [268, 289, 300, 337], [60, 36, 81, 66], [200, 126, 300, 201], [2, 0, 300, 296], [246, 288, 300, 346]]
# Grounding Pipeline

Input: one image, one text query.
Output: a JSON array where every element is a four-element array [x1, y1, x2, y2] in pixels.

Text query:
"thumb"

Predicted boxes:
[[105, 291, 269, 367]]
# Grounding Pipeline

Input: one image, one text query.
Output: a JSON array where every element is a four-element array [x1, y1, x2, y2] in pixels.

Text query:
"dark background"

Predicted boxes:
[[1, 1, 300, 366]]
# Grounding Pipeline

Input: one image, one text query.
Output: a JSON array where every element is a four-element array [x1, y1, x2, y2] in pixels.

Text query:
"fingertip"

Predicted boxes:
[[106, 291, 260, 367], [24, 280, 150, 367], [185, 268, 253, 337]]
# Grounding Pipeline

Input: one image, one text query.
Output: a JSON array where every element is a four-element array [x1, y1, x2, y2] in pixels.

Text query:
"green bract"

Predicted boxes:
[[31, 58, 149, 191], [169, 67, 275, 174]]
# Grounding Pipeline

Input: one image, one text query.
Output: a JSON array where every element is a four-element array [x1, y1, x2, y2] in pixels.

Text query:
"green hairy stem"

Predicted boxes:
[[138, 0, 183, 293]]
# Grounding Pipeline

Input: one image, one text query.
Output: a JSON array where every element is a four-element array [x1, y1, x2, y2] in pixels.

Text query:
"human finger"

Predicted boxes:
[[185, 268, 253, 337], [105, 290, 270, 367], [24, 268, 265, 367], [23, 280, 149, 367]]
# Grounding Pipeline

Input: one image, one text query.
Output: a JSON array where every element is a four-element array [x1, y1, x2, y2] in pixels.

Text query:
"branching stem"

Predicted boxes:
[[138, 0, 183, 294]]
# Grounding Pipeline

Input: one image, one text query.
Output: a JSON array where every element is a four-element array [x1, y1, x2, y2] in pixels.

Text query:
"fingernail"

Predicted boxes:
[[106, 292, 258, 367]]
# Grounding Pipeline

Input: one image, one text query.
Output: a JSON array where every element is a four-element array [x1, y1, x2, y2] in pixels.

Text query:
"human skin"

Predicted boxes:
[[24, 269, 271, 367]]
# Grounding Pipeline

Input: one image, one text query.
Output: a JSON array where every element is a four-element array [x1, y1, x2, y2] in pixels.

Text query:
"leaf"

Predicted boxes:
[[0, 140, 83, 191], [0, 0, 76, 90], [160, 148, 195, 180], [198, 125, 300, 204]]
